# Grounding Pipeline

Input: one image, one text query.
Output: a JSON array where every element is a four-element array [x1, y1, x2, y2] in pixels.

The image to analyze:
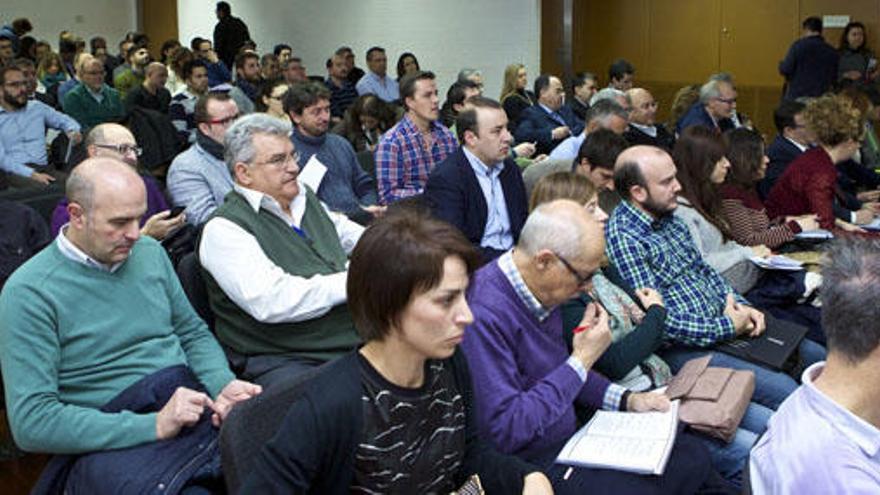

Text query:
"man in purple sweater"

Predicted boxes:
[[463, 199, 724, 493]]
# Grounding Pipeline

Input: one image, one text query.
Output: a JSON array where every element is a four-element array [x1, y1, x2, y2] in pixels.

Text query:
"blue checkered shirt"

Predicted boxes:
[[497, 252, 626, 411], [374, 114, 457, 204], [606, 201, 747, 347]]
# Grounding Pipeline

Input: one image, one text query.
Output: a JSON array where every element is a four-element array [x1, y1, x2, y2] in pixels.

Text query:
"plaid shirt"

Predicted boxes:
[[606, 200, 748, 347], [497, 252, 625, 411], [374, 114, 457, 204]]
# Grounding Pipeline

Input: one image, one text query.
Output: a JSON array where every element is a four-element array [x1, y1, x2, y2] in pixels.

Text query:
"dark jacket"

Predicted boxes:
[[676, 103, 718, 135], [779, 34, 839, 100], [424, 147, 528, 263], [514, 104, 582, 155], [565, 97, 589, 128], [0, 201, 49, 291], [126, 107, 185, 171], [624, 123, 676, 151], [213, 15, 251, 70], [759, 135, 804, 200], [240, 350, 537, 494], [32, 366, 221, 495]]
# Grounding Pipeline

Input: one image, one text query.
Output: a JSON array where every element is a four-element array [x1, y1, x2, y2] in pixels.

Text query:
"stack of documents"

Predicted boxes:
[[749, 255, 804, 271]]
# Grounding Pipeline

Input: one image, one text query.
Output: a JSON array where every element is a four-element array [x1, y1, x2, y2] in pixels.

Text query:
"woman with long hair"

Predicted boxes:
[[241, 209, 553, 493], [395, 52, 420, 81], [500, 63, 536, 131], [332, 93, 398, 152], [838, 21, 878, 82], [721, 128, 819, 248]]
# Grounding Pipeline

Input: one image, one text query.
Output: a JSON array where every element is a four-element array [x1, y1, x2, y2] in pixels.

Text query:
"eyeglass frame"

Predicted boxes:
[[251, 151, 301, 168], [553, 251, 594, 287], [92, 143, 143, 157], [206, 113, 240, 126]]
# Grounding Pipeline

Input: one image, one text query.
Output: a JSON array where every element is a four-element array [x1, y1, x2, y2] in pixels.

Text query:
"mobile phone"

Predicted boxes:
[[169, 206, 186, 218]]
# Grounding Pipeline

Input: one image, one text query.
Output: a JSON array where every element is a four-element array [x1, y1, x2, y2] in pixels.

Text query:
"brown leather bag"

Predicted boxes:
[[666, 355, 755, 443]]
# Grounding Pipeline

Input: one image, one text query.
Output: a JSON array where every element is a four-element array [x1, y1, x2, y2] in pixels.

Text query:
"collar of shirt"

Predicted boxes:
[[56, 224, 123, 272], [85, 85, 105, 103], [619, 199, 667, 233], [463, 146, 505, 179], [784, 136, 809, 153], [400, 113, 442, 138], [497, 250, 552, 321], [233, 182, 307, 227], [538, 103, 556, 116], [367, 71, 390, 86], [631, 122, 658, 137], [801, 362, 880, 457]]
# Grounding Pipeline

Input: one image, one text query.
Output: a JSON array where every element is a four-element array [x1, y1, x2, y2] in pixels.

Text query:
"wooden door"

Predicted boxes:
[[140, 0, 179, 60]]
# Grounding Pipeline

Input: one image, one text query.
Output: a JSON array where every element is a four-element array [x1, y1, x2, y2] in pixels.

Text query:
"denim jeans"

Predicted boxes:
[[695, 401, 773, 487]]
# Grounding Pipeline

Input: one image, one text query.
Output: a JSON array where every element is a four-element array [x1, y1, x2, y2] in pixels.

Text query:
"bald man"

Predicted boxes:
[[125, 61, 172, 113], [606, 145, 825, 412], [460, 200, 722, 493], [49, 123, 185, 239], [0, 157, 259, 491], [624, 88, 675, 151]]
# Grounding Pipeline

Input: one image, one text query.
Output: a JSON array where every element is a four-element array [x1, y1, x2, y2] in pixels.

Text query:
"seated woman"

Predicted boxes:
[[532, 171, 771, 487], [721, 128, 819, 249], [331, 93, 397, 153], [255, 78, 290, 123], [241, 209, 553, 494], [673, 126, 768, 294], [500, 63, 537, 131], [765, 94, 869, 233]]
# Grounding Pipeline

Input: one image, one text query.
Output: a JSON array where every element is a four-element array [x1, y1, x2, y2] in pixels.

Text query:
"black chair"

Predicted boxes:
[[356, 149, 376, 179], [0, 184, 66, 226], [175, 251, 215, 331], [219, 364, 328, 493]]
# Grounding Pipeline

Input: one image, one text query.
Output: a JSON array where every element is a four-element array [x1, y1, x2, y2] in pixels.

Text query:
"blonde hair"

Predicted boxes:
[[529, 171, 598, 212], [500, 63, 525, 102], [804, 93, 864, 146]]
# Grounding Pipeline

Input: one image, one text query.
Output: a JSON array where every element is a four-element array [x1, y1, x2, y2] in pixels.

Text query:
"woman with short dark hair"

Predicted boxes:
[[242, 209, 552, 494]]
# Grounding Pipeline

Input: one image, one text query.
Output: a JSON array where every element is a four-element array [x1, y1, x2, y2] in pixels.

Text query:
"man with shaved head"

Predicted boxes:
[[0, 157, 260, 491], [124, 61, 172, 113], [624, 88, 675, 151], [606, 145, 826, 413]]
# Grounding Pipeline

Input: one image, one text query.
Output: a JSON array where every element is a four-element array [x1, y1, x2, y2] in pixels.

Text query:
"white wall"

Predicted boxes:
[[2, 0, 137, 51], [178, 0, 541, 100]]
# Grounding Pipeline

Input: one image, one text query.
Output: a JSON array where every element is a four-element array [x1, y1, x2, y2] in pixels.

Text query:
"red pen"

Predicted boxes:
[[573, 324, 591, 334]]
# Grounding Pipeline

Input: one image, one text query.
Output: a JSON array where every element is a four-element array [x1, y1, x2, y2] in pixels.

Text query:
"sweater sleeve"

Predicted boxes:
[[461, 306, 589, 455], [722, 197, 796, 249], [159, 243, 234, 398], [0, 277, 157, 454], [453, 351, 538, 494]]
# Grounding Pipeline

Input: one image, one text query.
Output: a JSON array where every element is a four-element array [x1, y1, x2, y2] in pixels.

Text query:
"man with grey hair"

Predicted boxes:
[[548, 98, 629, 161], [462, 199, 718, 492], [589, 86, 630, 111], [675, 77, 737, 134], [625, 87, 675, 151], [750, 238, 880, 494], [199, 113, 364, 388], [458, 68, 484, 92], [0, 157, 259, 491]]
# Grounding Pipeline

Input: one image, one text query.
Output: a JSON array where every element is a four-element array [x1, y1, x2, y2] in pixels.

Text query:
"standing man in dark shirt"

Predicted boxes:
[[779, 16, 839, 100], [213, 1, 251, 70]]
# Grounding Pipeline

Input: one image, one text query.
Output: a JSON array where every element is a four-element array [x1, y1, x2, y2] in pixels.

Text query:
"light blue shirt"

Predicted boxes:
[[355, 71, 399, 102], [463, 147, 513, 251], [548, 132, 585, 161], [0, 100, 80, 177], [167, 142, 234, 226], [750, 362, 880, 494]]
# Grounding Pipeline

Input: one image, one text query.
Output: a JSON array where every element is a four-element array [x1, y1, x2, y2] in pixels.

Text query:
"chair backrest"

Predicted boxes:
[[175, 251, 215, 330], [219, 364, 328, 494], [356, 149, 376, 179]]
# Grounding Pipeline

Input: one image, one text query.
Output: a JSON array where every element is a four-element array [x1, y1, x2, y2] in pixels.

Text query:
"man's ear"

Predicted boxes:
[[67, 202, 86, 228], [534, 249, 556, 272], [233, 162, 252, 186], [630, 184, 648, 203]]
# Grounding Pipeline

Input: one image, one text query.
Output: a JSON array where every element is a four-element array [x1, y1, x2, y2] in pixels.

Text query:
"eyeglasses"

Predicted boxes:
[[207, 113, 240, 126], [716, 97, 737, 105], [93, 143, 143, 156], [553, 251, 594, 287], [253, 151, 300, 168], [3, 80, 27, 88]]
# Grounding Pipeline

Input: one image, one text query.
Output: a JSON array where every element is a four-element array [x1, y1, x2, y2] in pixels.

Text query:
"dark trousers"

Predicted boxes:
[[225, 347, 325, 390]]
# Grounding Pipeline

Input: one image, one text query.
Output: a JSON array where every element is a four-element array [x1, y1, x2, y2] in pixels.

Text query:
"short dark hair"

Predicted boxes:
[[575, 128, 629, 172], [273, 44, 292, 57], [234, 50, 258, 70], [0, 65, 23, 85], [455, 96, 503, 142], [194, 91, 232, 124], [822, 238, 880, 363], [346, 208, 480, 342], [803, 16, 822, 33], [90, 36, 107, 53], [335, 46, 353, 56], [773, 99, 806, 134], [614, 158, 648, 200], [366, 46, 385, 61], [283, 81, 331, 115], [533, 74, 552, 98], [12, 18, 33, 34], [399, 70, 436, 110], [255, 77, 288, 112], [571, 71, 596, 90], [609, 59, 635, 82], [216, 1, 231, 15], [442, 79, 481, 128], [126, 43, 147, 61], [182, 59, 208, 80], [190, 37, 206, 51]]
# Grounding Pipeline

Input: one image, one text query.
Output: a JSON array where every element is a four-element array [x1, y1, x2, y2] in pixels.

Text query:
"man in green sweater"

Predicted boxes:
[[200, 113, 364, 388], [62, 57, 125, 131], [0, 157, 260, 489]]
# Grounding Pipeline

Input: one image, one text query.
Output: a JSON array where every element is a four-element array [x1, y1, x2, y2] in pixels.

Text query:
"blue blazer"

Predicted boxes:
[[759, 135, 803, 200], [513, 104, 583, 155], [424, 147, 528, 263]]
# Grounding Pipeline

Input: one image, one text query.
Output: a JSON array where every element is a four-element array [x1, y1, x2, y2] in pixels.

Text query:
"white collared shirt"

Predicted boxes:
[[631, 122, 658, 138], [199, 183, 364, 324], [56, 224, 123, 273], [784, 136, 809, 153]]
